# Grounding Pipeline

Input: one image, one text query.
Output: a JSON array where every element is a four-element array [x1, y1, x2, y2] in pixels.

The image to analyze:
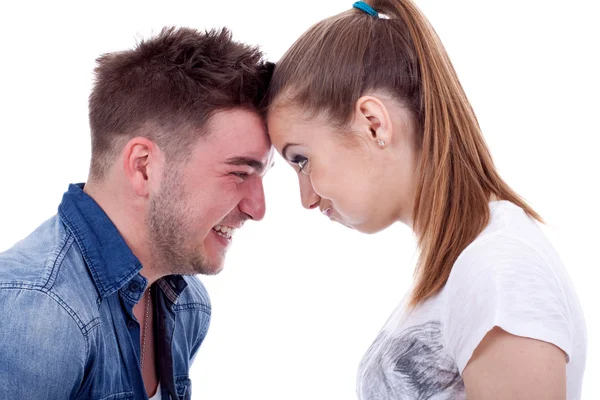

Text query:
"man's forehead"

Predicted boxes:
[[207, 108, 267, 136], [193, 108, 271, 162]]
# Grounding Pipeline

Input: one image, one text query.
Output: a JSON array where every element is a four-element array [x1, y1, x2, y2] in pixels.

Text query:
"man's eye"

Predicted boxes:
[[231, 172, 249, 179]]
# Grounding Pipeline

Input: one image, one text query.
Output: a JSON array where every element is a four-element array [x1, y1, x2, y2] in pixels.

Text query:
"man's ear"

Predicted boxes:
[[352, 95, 393, 149], [122, 137, 164, 198]]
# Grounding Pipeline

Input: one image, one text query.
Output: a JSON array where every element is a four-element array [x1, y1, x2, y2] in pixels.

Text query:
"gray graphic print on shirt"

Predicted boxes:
[[358, 321, 465, 400]]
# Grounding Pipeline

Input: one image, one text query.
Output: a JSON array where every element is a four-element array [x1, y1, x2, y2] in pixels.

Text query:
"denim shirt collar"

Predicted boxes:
[[58, 183, 144, 299]]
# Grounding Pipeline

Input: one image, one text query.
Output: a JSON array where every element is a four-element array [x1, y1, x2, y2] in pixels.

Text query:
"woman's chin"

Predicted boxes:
[[353, 219, 397, 234]]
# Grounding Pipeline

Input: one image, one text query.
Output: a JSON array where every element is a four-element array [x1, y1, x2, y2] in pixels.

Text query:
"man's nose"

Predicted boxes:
[[239, 177, 267, 221]]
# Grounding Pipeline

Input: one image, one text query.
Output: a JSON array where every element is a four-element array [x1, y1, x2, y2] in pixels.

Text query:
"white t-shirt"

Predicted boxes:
[[149, 383, 161, 400], [357, 201, 587, 399]]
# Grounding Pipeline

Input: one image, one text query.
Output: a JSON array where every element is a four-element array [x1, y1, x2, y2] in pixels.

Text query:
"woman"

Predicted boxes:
[[266, 0, 587, 399]]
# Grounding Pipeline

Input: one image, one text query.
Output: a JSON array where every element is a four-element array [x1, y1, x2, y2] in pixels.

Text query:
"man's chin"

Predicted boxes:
[[199, 263, 224, 276], [188, 254, 225, 276]]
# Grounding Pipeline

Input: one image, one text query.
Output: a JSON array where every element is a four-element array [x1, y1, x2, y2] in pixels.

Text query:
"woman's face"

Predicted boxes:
[[267, 94, 419, 233]]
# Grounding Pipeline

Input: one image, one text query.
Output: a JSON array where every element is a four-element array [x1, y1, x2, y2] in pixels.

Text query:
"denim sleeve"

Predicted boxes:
[[0, 287, 86, 399]]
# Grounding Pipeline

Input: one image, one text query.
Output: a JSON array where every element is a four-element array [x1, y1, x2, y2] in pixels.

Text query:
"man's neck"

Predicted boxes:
[[83, 180, 163, 286]]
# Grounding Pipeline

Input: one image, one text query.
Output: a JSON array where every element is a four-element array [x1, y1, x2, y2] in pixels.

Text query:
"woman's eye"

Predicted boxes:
[[291, 155, 309, 172]]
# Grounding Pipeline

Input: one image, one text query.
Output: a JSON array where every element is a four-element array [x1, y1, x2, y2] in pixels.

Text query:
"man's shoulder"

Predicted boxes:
[[0, 280, 87, 396], [0, 215, 65, 284], [0, 214, 101, 334]]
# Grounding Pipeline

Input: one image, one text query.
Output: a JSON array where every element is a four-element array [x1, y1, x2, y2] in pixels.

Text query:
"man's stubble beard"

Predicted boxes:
[[146, 168, 222, 276]]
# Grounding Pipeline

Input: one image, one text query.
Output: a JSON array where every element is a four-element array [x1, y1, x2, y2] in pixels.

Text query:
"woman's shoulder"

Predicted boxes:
[[453, 201, 559, 277]]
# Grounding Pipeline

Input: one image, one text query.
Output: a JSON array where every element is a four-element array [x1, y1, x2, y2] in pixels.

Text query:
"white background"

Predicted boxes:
[[0, 0, 598, 399]]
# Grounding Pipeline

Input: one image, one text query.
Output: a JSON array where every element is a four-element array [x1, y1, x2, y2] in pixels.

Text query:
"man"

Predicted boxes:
[[0, 27, 273, 399]]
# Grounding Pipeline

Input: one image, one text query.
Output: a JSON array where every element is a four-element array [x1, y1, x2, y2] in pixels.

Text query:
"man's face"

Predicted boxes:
[[147, 108, 273, 275]]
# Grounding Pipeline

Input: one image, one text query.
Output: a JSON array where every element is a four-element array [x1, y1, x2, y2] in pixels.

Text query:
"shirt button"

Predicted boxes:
[[127, 320, 137, 330], [129, 281, 141, 292]]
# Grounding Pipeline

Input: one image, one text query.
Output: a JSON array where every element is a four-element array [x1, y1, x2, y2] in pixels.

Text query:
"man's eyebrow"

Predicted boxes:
[[281, 143, 299, 160], [225, 156, 265, 173]]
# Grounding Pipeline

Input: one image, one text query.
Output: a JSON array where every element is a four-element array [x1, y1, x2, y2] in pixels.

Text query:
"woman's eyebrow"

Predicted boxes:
[[282, 143, 300, 160]]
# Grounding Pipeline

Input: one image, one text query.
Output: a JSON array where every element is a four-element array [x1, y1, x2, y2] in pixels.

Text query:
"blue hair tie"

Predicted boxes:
[[353, 1, 379, 17]]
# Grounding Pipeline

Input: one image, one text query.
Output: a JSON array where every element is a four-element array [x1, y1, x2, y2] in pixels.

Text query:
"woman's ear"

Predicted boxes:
[[353, 95, 393, 149]]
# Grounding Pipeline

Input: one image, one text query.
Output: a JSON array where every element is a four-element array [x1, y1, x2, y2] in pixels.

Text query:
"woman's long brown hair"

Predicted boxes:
[[268, 0, 542, 307]]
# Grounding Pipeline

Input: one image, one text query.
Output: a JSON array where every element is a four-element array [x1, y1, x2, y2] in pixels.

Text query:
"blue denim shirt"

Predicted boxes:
[[0, 184, 211, 399]]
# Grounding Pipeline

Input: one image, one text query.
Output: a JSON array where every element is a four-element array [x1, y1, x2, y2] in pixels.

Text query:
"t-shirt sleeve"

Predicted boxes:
[[441, 234, 573, 374]]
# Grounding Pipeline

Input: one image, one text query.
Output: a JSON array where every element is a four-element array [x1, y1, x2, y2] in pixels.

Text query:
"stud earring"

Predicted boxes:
[[377, 139, 385, 147]]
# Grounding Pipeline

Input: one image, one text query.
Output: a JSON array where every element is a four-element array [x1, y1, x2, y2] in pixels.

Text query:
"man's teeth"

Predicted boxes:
[[213, 225, 235, 238]]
